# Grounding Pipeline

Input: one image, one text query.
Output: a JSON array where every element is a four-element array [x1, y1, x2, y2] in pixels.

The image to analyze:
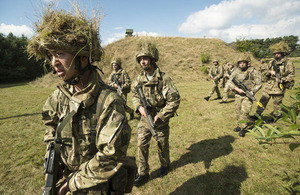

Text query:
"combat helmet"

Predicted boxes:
[[269, 41, 290, 54], [111, 57, 122, 67], [135, 40, 159, 63], [27, 8, 103, 62], [237, 55, 251, 64]]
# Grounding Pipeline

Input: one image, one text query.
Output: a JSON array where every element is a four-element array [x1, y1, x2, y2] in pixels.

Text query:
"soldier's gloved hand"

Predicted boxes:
[[154, 116, 163, 126]]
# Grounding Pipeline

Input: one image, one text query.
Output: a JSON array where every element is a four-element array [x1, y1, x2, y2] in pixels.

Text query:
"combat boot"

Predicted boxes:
[[214, 96, 222, 100], [233, 127, 241, 132], [219, 100, 227, 104], [158, 165, 170, 177], [239, 129, 248, 137], [133, 173, 149, 187], [204, 96, 210, 101]]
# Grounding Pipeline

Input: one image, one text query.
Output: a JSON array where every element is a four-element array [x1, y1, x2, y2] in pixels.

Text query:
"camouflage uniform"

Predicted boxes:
[[132, 67, 180, 176], [221, 65, 236, 102], [206, 62, 224, 99], [255, 43, 295, 117], [228, 66, 262, 129], [42, 70, 133, 194], [107, 68, 134, 115]]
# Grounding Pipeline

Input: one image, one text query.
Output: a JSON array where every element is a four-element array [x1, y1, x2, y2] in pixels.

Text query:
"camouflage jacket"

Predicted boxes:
[[209, 64, 224, 81], [42, 70, 131, 192], [261, 57, 295, 94], [107, 68, 131, 94], [131, 67, 180, 125], [228, 66, 262, 95]]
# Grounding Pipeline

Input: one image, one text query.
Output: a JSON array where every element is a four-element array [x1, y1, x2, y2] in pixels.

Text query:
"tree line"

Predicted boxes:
[[233, 35, 300, 59], [0, 33, 299, 83], [0, 32, 49, 83]]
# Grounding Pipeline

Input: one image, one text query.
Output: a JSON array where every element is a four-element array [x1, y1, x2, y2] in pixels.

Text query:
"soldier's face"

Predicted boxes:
[[139, 56, 151, 71], [48, 50, 77, 81], [274, 52, 283, 60], [213, 61, 218, 65], [239, 61, 247, 70], [112, 63, 119, 71]]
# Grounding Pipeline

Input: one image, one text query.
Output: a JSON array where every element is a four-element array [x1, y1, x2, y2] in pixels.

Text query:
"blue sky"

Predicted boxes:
[[1, 0, 300, 45]]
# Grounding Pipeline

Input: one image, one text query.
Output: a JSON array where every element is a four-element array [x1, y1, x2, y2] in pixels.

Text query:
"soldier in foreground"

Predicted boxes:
[[107, 57, 134, 120], [204, 60, 224, 101], [220, 62, 236, 104], [28, 7, 135, 195], [131, 40, 180, 186], [227, 57, 262, 137], [251, 41, 295, 121]]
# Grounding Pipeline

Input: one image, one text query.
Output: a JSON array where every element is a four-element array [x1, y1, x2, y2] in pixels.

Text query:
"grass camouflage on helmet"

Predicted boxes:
[[269, 41, 290, 54], [27, 5, 103, 62], [135, 39, 159, 62]]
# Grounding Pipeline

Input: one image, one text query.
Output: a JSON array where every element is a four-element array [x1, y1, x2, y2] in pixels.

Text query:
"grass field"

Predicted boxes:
[[0, 62, 299, 194]]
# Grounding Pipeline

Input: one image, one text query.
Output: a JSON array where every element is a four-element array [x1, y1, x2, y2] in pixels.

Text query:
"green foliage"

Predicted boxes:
[[235, 35, 300, 58], [200, 65, 209, 74], [200, 52, 210, 64], [0, 33, 49, 82], [248, 91, 300, 151]]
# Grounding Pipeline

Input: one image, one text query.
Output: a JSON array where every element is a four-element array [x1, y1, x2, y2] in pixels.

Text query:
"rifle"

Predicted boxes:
[[271, 61, 284, 91], [136, 84, 165, 157], [232, 78, 264, 109], [42, 133, 61, 195], [42, 85, 81, 195], [112, 74, 124, 96]]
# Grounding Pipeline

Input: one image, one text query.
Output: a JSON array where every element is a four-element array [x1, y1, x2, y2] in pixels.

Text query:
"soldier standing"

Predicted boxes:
[[28, 8, 135, 194], [204, 60, 223, 101], [131, 40, 180, 186], [220, 62, 236, 104], [107, 57, 134, 120], [227, 57, 262, 137], [251, 41, 295, 121]]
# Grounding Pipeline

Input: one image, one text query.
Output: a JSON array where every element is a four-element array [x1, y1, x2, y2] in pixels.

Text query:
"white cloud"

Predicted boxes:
[[0, 23, 34, 37], [178, 0, 300, 42]]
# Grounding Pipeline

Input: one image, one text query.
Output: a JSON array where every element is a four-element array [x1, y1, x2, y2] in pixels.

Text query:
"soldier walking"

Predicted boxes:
[[220, 62, 236, 104], [204, 60, 224, 101], [227, 56, 262, 137], [251, 41, 295, 121], [131, 40, 180, 186], [107, 57, 135, 120]]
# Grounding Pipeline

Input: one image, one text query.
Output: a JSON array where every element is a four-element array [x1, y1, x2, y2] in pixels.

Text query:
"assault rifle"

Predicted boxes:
[[232, 78, 264, 109], [136, 85, 165, 157], [42, 133, 61, 195], [271, 61, 284, 91], [112, 74, 124, 96]]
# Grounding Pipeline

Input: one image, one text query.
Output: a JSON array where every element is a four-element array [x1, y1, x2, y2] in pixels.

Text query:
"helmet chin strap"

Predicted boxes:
[[64, 56, 91, 85]]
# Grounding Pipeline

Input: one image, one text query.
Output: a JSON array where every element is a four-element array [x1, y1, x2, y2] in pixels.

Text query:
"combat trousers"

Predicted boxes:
[[235, 94, 253, 129], [136, 117, 170, 175], [208, 81, 221, 98], [122, 93, 134, 114], [222, 83, 231, 101], [256, 92, 284, 117]]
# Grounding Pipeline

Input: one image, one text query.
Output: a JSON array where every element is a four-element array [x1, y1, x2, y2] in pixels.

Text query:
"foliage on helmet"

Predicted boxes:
[[269, 41, 290, 54], [135, 39, 159, 62], [27, 5, 103, 62], [237, 55, 251, 64], [111, 57, 122, 67]]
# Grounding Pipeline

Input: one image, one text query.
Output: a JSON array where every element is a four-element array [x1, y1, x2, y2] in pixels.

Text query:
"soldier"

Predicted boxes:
[[219, 62, 236, 104], [204, 60, 224, 101], [220, 61, 228, 88], [227, 56, 262, 137], [131, 40, 180, 186], [27, 8, 135, 194], [251, 41, 295, 121], [107, 57, 134, 120]]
